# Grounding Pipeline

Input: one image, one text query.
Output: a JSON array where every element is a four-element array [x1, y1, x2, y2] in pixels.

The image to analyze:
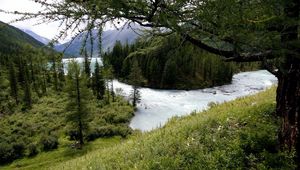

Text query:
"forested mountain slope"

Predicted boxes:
[[0, 21, 45, 54]]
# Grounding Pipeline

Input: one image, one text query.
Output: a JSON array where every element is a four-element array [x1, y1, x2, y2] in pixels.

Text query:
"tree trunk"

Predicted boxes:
[[76, 74, 84, 147], [277, 0, 300, 165], [277, 60, 300, 165], [78, 119, 84, 146]]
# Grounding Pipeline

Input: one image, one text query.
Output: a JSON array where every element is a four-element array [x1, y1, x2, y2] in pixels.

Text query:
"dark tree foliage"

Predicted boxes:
[[8, 59, 18, 104], [92, 59, 106, 100], [50, 52, 59, 92], [83, 49, 91, 78], [102, 64, 114, 104], [109, 41, 126, 77], [104, 35, 247, 89], [128, 60, 144, 107], [66, 61, 92, 147], [22, 59, 32, 109], [0, 66, 12, 115]]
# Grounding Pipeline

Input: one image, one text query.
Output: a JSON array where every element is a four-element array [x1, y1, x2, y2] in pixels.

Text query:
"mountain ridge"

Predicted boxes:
[[54, 26, 141, 57], [21, 29, 52, 45]]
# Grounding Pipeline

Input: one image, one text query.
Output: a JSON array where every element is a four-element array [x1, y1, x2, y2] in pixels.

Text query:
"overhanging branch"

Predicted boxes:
[[183, 34, 276, 62]]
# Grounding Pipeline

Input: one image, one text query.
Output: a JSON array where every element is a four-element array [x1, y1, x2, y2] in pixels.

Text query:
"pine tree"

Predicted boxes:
[[161, 59, 177, 88], [23, 61, 32, 109], [103, 65, 114, 104], [51, 53, 59, 91], [128, 60, 144, 107], [0, 66, 11, 114], [66, 61, 91, 147], [58, 59, 65, 91], [83, 49, 91, 77], [92, 60, 105, 100]]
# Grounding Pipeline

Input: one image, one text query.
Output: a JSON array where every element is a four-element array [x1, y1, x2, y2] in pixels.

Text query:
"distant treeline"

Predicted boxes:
[[103, 34, 261, 90]]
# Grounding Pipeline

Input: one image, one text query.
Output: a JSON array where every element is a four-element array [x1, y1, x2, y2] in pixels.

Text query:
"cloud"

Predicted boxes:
[[0, 0, 69, 43], [0, 0, 129, 43]]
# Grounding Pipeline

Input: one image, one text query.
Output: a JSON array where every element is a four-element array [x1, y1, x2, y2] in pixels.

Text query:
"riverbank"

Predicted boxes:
[[112, 70, 277, 131], [10, 86, 293, 169]]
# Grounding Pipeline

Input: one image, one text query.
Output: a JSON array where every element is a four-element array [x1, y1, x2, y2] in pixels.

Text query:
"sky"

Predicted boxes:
[[0, 0, 68, 42], [0, 0, 126, 43]]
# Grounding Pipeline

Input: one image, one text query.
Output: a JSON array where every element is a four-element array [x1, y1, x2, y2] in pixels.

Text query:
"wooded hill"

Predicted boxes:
[[0, 21, 45, 55]]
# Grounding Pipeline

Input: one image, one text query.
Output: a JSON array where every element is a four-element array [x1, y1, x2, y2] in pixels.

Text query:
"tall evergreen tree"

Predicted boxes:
[[0, 66, 11, 114], [66, 61, 91, 147], [57, 58, 65, 91], [92, 60, 105, 100], [50, 53, 59, 92], [103, 65, 114, 104], [23, 60, 32, 109], [83, 49, 91, 77], [128, 60, 144, 107]]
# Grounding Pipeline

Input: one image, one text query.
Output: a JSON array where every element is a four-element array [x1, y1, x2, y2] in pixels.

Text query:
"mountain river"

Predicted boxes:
[[63, 58, 278, 132]]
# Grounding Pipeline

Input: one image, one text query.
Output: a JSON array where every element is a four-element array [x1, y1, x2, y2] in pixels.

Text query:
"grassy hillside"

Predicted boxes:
[[0, 21, 45, 54], [3, 87, 295, 169]]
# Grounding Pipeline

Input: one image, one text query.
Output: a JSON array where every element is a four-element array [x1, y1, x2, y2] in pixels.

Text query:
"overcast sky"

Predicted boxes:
[[0, 0, 129, 43], [0, 0, 69, 42]]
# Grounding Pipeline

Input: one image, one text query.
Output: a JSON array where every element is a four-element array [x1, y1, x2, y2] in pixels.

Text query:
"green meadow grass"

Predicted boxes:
[[1, 137, 123, 170]]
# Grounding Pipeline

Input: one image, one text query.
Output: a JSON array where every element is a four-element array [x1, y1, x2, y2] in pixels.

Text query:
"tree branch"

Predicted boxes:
[[183, 34, 275, 62]]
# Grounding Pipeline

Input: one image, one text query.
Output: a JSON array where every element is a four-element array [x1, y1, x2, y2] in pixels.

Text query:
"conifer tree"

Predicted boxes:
[[51, 53, 59, 92], [58, 59, 65, 91], [92, 60, 105, 100], [83, 49, 91, 77], [103, 65, 114, 104], [23, 61, 32, 109], [128, 60, 144, 107], [0, 66, 10, 114], [66, 61, 91, 147]]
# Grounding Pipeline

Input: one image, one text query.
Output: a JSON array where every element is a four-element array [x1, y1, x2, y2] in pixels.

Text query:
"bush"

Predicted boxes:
[[40, 135, 58, 151], [12, 142, 25, 159], [66, 129, 80, 141], [86, 125, 132, 141], [28, 143, 38, 157], [0, 142, 14, 164]]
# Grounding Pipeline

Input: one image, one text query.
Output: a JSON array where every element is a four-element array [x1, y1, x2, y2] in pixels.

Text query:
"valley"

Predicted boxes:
[[0, 0, 299, 168]]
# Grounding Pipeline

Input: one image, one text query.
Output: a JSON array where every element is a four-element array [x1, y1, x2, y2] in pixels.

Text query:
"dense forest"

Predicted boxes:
[[104, 34, 260, 89], [0, 23, 135, 164]]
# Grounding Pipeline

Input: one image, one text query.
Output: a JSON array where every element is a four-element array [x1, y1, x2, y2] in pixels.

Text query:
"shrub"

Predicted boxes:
[[11, 142, 25, 159], [66, 129, 80, 141], [0, 142, 13, 164], [86, 125, 132, 141], [28, 143, 38, 157], [40, 135, 58, 151]]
